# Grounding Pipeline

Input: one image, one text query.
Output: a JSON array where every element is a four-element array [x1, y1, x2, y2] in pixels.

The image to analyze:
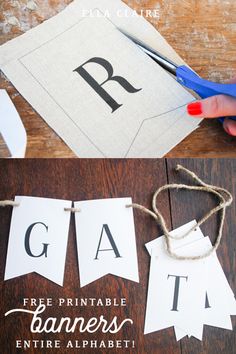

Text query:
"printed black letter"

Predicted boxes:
[[74, 57, 142, 113], [167, 274, 188, 311], [25, 222, 49, 258], [95, 224, 121, 260], [205, 292, 211, 309]]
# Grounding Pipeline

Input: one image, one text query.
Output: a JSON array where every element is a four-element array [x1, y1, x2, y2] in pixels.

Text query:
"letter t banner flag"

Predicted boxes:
[[144, 221, 236, 341], [74, 198, 139, 287], [4, 196, 72, 286]]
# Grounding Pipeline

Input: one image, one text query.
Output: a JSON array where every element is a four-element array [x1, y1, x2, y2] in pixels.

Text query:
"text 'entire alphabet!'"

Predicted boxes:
[[4, 196, 139, 287]]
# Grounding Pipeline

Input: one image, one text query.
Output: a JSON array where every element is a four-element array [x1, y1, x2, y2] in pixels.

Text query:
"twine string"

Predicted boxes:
[[0, 201, 80, 213], [64, 207, 81, 213], [127, 164, 233, 261], [0, 200, 20, 207], [0, 165, 232, 260]]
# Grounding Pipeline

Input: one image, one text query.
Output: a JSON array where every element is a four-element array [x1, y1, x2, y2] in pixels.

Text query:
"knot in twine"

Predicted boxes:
[[127, 164, 233, 261], [0, 200, 19, 207]]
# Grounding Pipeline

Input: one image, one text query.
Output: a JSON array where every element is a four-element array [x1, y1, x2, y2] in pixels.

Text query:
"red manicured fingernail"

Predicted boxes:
[[224, 125, 234, 136], [187, 102, 203, 116]]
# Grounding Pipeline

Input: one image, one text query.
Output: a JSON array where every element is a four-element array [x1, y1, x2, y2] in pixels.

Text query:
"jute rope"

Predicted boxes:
[[126, 164, 233, 261], [64, 207, 81, 213], [0, 200, 20, 207], [0, 201, 80, 213], [0, 165, 232, 260]]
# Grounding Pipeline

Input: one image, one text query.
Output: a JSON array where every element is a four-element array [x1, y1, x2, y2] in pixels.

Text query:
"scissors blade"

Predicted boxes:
[[118, 29, 178, 76]]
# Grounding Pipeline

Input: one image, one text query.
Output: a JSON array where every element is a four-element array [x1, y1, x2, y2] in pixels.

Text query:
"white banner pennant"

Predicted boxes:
[[74, 197, 139, 287], [145, 221, 236, 341], [4, 196, 72, 286], [144, 237, 207, 337], [200, 237, 236, 329]]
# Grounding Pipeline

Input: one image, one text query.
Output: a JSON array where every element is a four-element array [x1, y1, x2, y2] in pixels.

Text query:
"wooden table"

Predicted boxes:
[[0, 0, 236, 157], [0, 159, 235, 353]]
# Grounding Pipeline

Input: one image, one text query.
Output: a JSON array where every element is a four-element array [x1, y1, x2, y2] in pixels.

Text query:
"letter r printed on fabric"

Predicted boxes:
[[0, 2, 202, 158]]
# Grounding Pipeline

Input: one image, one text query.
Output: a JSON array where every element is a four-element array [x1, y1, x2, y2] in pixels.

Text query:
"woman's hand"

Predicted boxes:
[[187, 76, 236, 136]]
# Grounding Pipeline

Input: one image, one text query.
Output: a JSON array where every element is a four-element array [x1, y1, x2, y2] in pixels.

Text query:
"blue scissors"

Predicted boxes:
[[120, 30, 236, 123]]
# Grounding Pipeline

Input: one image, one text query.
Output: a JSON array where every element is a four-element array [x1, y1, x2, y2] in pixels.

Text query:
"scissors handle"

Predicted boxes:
[[176, 65, 236, 122]]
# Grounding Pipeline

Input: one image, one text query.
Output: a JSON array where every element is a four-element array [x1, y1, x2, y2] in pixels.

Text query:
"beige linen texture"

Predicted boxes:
[[0, 0, 202, 157]]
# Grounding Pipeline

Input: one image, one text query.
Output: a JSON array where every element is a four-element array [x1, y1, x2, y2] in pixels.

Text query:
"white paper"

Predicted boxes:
[[145, 221, 236, 341], [0, 0, 202, 158], [4, 196, 72, 286], [174, 326, 188, 341], [145, 220, 206, 340], [144, 238, 207, 337], [170, 236, 236, 333], [202, 237, 236, 329], [0, 90, 27, 157], [74, 197, 139, 287]]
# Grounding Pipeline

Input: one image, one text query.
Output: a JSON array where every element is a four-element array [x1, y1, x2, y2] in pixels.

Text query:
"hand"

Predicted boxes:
[[187, 76, 236, 136]]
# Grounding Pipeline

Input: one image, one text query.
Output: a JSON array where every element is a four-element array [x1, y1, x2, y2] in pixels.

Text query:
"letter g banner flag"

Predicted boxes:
[[4, 196, 72, 286]]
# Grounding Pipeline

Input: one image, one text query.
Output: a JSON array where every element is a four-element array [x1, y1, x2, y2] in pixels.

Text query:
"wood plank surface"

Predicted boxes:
[[0, 159, 181, 354], [1, 0, 236, 157], [0, 159, 235, 353], [166, 158, 236, 354]]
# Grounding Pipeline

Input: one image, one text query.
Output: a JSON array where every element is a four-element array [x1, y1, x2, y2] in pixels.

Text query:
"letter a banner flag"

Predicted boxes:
[[4, 196, 72, 286], [74, 198, 139, 287]]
